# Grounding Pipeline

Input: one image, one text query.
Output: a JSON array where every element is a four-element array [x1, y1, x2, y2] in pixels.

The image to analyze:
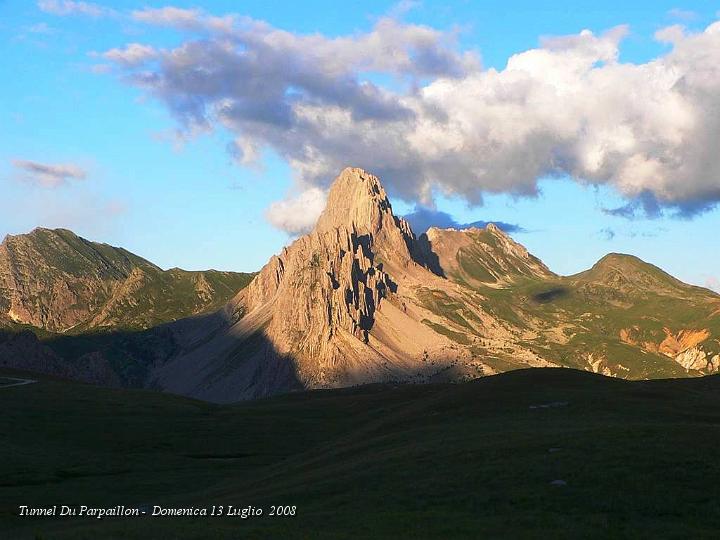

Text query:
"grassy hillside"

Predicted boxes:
[[419, 247, 720, 379], [2, 368, 720, 539], [69, 267, 254, 332]]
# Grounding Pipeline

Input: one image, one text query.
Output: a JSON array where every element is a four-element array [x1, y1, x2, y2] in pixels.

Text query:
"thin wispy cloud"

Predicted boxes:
[[597, 225, 665, 241], [387, 0, 422, 19], [706, 276, 720, 293], [667, 8, 697, 21], [12, 159, 87, 188], [130, 7, 235, 32], [102, 43, 157, 66], [26, 22, 54, 34], [37, 0, 115, 17]]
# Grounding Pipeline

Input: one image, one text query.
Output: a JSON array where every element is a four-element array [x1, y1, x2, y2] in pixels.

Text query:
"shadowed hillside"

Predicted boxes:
[[2, 367, 720, 538]]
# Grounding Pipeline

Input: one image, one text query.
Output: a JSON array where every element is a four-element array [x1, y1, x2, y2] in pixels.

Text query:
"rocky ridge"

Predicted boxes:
[[0, 228, 254, 332]]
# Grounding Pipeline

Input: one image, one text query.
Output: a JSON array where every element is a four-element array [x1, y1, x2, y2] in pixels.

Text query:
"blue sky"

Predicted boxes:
[[1, 1, 719, 293]]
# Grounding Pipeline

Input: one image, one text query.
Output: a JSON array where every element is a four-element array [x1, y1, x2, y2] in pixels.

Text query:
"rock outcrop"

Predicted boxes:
[[0, 330, 121, 385], [674, 347, 720, 372], [659, 328, 711, 357]]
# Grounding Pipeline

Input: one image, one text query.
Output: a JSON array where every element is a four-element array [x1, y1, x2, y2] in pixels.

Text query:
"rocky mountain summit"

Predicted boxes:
[[152, 168, 477, 400], [2, 168, 719, 401]]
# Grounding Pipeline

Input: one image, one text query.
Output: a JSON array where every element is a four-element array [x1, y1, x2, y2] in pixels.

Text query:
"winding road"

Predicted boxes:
[[0, 377, 37, 389]]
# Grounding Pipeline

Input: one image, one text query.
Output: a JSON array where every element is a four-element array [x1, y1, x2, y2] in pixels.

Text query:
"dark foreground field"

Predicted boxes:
[[2, 368, 720, 539]]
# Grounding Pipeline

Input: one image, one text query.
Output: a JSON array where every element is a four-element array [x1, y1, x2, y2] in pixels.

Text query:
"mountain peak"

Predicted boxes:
[[589, 253, 661, 275], [176, 167, 451, 399], [2, 227, 58, 245], [29, 226, 73, 234], [593, 252, 646, 267], [315, 167, 396, 234], [573, 252, 689, 294], [311, 167, 425, 276]]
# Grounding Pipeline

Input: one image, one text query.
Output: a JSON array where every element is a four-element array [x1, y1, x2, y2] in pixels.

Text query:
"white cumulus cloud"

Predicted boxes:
[[98, 9, 720, 232], [265, 187, 327, 235]]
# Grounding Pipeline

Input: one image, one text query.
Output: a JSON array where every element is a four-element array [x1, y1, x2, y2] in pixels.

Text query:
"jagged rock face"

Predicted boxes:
[[151, 168, 479, 401], [314, 168, 418, 274], [231, 168, 442, 389], [256, 227, 395, 345], [243, 168, 415, 331], [659, 328, 711, 357], [0, 228, 253, 332]]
